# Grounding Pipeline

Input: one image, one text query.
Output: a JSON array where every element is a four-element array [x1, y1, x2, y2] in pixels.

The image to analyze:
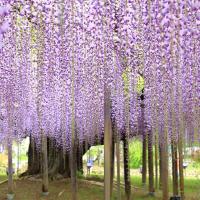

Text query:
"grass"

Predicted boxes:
[[0, 176, 199, 200], [184, 178, 200, 198], [0, 179, 107, 200], [129, 175, 200, 200], [0, 178, 158, 200], [0, 175, 7, 182], [0, 168, 200, 200], [0, 172, 7, 183]]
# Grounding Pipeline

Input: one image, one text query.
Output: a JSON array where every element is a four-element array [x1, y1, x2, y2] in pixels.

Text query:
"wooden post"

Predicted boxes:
[[123, 136, 131, 200], [70, 0, 77, 199], [7, 138, 14, 196], [104, 87, 112, 200], [110, 132, 115, 196], [159, 144, 162, 189], [141, 102, 147, 186], [116, 130, 121, 200], [148, 131, 154, 195], [178, 134, 185, 200], [70, 137, 77, 200], [171, 140, 179, 196], [41, 133, 49, 195], [154, 134, 158, 189], [161, 135, 169, 200], [97, 147, 100, 166], [142, 134, 147, 185], [17, 142, 20, 176]]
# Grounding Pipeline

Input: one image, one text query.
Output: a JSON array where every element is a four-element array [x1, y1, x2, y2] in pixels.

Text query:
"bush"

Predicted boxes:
[[129, 139, 142, 169]]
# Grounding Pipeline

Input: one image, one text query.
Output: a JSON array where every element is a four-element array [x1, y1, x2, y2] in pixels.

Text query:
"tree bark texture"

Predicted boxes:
[[25, 137, 85, 179]]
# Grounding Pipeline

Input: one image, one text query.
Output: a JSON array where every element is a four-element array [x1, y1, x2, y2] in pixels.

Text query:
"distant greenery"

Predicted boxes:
[[84, 145, 103, 163], [84, 141, 143, 169], [129, 139, 142, 169]]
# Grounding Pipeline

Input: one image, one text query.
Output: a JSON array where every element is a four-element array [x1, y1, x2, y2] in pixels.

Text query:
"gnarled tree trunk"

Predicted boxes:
[[24, 136, 84, 180]]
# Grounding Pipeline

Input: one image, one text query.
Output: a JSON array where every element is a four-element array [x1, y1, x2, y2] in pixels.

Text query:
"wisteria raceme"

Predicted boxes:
[[0, 0, 199, 148]]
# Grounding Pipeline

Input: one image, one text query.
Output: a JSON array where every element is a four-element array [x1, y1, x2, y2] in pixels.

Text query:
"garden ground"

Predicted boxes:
[[0, 175, 199, 200]]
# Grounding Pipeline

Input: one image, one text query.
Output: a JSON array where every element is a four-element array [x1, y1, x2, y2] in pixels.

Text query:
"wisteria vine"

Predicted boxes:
[[0, 0, 199, 149]]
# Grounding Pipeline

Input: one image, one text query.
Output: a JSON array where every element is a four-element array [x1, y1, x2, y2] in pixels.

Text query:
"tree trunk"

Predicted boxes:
[[25, 137, 81, 179], [77, 144, 83, 174], [148, 131, 154, 195], [123, 136, 131, 200], [27, 136, 41, 175]]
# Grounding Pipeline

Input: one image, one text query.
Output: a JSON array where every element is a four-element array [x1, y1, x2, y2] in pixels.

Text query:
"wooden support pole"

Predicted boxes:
[[110, 132, 115, 197], [148, 131, 154, 195], [159, 144, 162, 190], [104, 87, 112, 200], [70, 137, 77, 200], [123, 136, 131, 200], [142, 134, 147, 185], [141, 102, 147, 186], [154, 134, 158, 189], [116, 132, 121, 200], [178, 134, 185, 200], [70, 0, 77, 198], [7, 139, 14, 196], [41, 133, 49, 195], [161, 136, 169, 200], [171, 140, 179, 196], [17, 142, 20, 176]]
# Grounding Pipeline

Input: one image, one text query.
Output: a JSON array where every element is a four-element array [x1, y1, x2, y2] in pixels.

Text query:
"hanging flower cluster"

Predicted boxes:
[[0, 4, 10, 49], [0, 0, 199, 148]]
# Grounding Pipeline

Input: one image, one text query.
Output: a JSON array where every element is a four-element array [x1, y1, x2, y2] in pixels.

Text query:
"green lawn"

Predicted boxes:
[[130, 175, 200, 200]]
